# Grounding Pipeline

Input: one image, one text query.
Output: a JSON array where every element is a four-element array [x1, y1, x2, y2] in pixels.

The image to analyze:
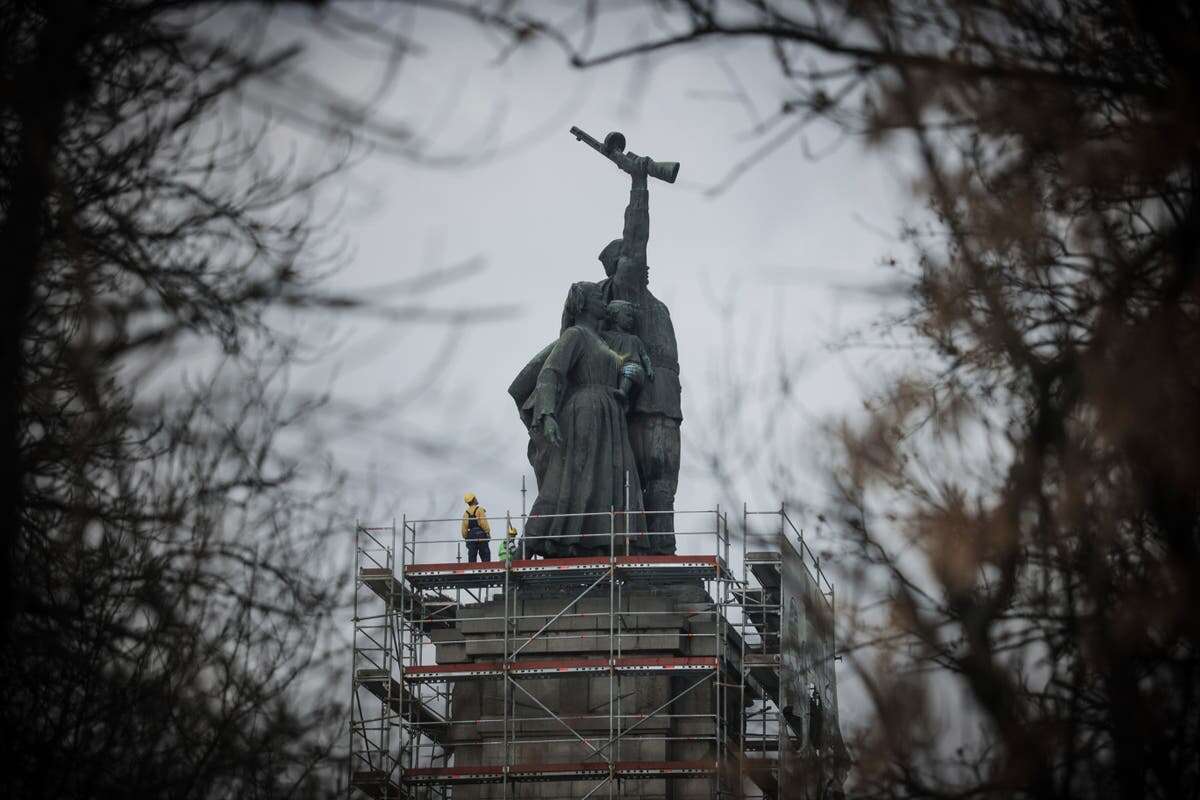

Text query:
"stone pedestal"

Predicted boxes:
[[440, 581, 733, 799]]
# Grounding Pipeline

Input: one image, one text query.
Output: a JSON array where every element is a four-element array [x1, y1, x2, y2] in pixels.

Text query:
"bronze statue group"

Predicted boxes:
[[508, 141, 682, 559]]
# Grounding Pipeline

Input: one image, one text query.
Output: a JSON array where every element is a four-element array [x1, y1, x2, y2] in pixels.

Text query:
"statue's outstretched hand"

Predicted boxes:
[[542, 415, 562, 447]]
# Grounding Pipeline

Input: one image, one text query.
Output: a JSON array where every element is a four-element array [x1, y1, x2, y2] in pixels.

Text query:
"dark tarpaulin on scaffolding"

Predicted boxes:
[[780, 531, 849, 797]]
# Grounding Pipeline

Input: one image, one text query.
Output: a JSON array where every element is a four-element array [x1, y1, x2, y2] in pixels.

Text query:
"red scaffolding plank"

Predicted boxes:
[[406, 554, 721, 574], [401, 759, 718, 786], [402, 655, 719, 682], [402, 554, 727, 590]]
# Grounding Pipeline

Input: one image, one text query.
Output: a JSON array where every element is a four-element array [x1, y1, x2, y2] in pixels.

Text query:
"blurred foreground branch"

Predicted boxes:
[[0, 2, 515, 796]]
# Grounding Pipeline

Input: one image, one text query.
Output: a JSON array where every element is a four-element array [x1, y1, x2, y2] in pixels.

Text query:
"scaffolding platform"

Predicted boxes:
[[403, 759, 719, 785], [745, 550, 783, 583], [352, 759, 718, 796], [355, 669, 453, 749], [402, 655, 719, 683], [402, 554, 730, 591], [359, 567, 456, 630]]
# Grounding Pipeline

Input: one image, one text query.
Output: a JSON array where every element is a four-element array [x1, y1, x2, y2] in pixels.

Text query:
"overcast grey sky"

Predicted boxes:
[[252, 2, 957, 743], [285, 6, 917, 538]]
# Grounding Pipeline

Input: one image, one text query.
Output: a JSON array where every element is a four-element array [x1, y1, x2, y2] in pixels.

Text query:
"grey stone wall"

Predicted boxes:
[[437, 582, 734, 799]]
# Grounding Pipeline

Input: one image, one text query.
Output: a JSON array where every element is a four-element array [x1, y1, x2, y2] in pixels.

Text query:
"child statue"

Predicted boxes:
[[602, 299, 655, 407]]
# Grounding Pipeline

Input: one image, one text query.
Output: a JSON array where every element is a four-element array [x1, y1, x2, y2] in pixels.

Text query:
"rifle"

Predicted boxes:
[[569, 126, 680, 184]]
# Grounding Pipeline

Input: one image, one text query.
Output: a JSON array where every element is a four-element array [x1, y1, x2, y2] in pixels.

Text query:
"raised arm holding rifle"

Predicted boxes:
[[571, 126, 683, 552], [569, 126, 675, 291], [507, 127, 684, 556]]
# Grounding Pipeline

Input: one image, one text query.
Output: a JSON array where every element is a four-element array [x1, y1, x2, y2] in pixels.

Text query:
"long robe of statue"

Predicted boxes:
[[509, 158, 680, 557]]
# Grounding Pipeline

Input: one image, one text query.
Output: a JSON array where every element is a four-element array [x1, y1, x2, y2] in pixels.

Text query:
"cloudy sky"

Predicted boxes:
[[286, 6, 918, 546]]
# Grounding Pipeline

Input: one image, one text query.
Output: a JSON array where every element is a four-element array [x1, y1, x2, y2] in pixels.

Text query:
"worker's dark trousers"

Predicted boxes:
[[466, 539, 491, 563]]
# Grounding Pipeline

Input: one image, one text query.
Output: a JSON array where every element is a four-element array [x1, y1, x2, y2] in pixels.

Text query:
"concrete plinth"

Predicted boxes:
[[439, 581, 734, 799]]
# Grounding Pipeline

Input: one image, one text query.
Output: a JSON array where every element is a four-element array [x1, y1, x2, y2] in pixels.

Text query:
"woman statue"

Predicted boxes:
[[519, 281, 647, 557]]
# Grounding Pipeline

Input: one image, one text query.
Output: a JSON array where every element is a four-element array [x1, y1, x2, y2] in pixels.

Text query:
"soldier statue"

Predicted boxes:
[[595, 149, 681, 552], [509, 128, 681, 557]]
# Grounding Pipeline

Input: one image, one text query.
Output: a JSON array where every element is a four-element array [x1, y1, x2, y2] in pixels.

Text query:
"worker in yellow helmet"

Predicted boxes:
[[498, 524, 519, 562], [461, 492, 492, 562]]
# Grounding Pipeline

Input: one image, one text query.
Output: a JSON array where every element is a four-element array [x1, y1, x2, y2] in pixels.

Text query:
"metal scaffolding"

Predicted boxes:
[[348, 504, 837, 800]]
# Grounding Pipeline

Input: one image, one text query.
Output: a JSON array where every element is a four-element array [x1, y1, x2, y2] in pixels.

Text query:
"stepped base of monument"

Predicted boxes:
[[420, 581, 735, 799]]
